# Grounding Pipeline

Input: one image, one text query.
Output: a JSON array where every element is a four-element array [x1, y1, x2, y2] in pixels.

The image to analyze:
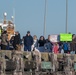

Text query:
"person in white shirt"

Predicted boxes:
[[32, 35, 38, 48]]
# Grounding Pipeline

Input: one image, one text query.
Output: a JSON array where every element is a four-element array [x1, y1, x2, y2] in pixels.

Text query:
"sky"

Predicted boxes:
[[0, 0, 76, 38]]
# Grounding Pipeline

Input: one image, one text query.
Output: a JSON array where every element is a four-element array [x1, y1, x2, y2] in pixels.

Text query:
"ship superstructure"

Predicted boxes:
[[0, 12, 15, 40]]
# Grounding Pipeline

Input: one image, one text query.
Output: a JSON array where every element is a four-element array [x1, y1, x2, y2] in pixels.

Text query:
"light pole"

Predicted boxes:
[[66, 0, 68, 33], [43, 0, 47, 37]]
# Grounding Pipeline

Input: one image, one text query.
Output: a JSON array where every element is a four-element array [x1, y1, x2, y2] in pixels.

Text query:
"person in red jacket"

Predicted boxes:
[[53, 42, 59, 54]]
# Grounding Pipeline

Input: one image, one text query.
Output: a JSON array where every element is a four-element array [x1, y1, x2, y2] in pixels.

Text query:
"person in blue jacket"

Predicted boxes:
[[62, 42, 69, 53], [24, 31, 33, 51]]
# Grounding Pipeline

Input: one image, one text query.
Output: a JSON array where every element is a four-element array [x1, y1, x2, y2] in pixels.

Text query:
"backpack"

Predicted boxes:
[[63, 43, 68, 51]]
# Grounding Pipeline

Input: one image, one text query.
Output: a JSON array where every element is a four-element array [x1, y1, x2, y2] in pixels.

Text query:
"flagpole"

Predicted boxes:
[[66, 0, 68, 33], [43, 0, 47, 37]]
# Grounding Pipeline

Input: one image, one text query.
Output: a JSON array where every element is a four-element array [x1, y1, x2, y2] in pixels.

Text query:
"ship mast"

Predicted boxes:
[[3, 12, 7, 24]]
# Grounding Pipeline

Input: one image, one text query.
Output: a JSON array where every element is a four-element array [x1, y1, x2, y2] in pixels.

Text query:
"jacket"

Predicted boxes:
[[24, 35, 33, 46]]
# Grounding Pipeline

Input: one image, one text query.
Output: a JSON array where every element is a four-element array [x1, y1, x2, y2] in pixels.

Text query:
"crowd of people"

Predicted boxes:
[[0, 30, 76, 54]]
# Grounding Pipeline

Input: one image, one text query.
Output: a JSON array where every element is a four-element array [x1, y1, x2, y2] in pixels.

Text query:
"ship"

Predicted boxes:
[[0, 12, 15, 41]]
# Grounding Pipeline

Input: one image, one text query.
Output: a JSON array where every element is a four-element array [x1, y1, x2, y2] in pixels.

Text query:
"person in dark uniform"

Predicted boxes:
[[13, 31, 21, 50], [24, 31, 33, 51]]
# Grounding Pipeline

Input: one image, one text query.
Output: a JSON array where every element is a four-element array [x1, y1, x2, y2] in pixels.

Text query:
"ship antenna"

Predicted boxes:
[[13, 8, 16, 31]]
